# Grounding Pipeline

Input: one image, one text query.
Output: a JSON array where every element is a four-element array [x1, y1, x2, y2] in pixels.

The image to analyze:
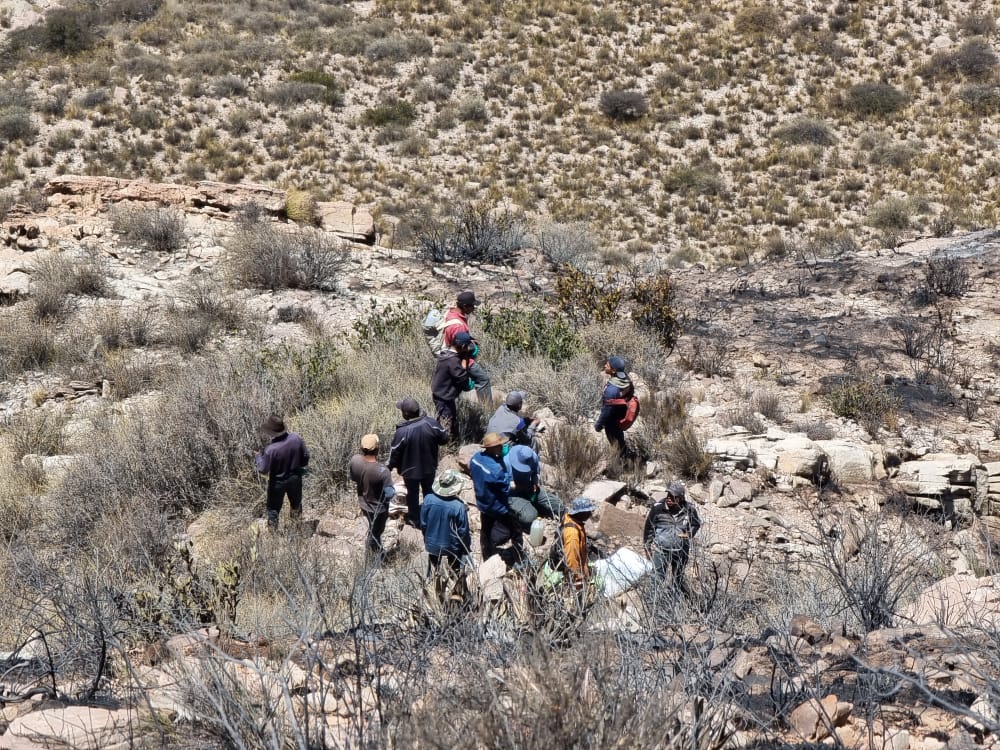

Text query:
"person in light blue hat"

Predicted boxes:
[[505, 443, 565, 525]]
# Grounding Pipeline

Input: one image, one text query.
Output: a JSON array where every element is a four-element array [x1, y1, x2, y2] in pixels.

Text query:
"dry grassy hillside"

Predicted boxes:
[[2, 0, 999, 263]]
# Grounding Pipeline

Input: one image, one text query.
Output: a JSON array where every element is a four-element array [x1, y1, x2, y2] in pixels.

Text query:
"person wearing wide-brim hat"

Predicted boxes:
[[560, 497, 596, 589], [469, 432, 525, 567], [254, 415, 310, 529], [421, 470, 472, 597]]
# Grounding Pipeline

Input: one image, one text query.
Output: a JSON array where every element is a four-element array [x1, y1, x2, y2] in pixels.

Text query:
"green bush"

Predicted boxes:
[[43, 8, 93, 53], [598, 90, 648, 121], [362, 97, 417, 127], [665, 426, 712, 480], [826, 377, 900, 436], [843, 82, 908, 117], [478, 304, 580, 367], [288, 70, 342, 106]]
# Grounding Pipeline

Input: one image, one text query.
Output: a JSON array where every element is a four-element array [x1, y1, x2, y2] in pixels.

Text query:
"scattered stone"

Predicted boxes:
[[789, 614, 827, 644], [7, 706, 137, 750], [580, 480, 627, 505], [597, 503, 646, 540]]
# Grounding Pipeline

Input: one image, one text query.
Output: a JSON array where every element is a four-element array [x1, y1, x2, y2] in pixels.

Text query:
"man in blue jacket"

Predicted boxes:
[[469, 432, 524, 566], [388, 396, 450, 529], [421, 469, 472, 600], [595, 354, 636, 460]]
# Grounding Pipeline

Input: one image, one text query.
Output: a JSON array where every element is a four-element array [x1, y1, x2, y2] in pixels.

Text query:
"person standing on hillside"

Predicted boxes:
[[595, 355, 636, 460], [643, 481, 702, 596], [421, 469, 473, 601], [443, 290, 493, 406], [388, 396, 450, 529], [349, 434, 395, 563], [431, 332, 477, 439], [254, 415, 310, 530], [469, 432, 524, 566]]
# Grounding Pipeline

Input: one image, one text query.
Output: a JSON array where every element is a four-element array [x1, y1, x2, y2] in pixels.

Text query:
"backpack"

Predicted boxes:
[[605, 392, 640, 431], [653, 509, 688, 551], [423, 308, 462, 356], [619, 395, 640, 431]]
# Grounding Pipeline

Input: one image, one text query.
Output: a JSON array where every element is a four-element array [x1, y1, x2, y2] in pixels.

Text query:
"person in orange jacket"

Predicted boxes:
[[560, 497, 595, 589]]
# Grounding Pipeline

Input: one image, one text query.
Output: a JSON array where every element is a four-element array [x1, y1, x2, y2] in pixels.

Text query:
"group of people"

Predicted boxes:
[[253, 290, 702, 599]]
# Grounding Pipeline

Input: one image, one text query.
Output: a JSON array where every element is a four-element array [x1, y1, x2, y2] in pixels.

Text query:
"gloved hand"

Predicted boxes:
[[470, 344, 480, 358], [466, 378, 476, 391], [594, 423, 603, 432]]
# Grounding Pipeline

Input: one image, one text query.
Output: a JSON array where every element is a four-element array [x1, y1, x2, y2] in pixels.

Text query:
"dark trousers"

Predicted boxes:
[[480, 514, 525, 567], [363, 509, 389, 560], [404, 475, 435, 528], [266, 474, 303, 528], [653, 545, 691, 596], [434, 397, 458, 439], [604, 424, 634, 460]]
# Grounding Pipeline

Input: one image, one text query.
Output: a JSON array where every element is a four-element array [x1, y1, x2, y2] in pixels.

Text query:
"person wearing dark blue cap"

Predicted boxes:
[[431, 331, 477, 438], [595, 355, 636, 459]]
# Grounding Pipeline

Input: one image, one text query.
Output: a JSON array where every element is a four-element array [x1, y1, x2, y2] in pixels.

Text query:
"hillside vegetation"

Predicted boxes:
[[2, 0, 999, 263]]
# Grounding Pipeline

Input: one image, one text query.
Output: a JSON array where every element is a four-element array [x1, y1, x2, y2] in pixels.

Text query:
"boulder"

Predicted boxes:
[[817, 440, 877, 483], [704, 438, 754, 469], [7, 706, 137, 750], [597, 503, 646, 540], [773, 436, 825, 478], [317, 201, 376, 244], [478, 554, 507, 601], [456, 444, 480, 473], [789, 615, 827, 644], [580, 480, 627, 505], [788, 695, 852, 741], [902, 573, 1000, 628]]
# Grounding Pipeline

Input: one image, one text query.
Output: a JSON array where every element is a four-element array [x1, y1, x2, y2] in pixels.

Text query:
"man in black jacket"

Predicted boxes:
[[643, 480, 702, 596], [431, 331, 477, 438], [388, 397, 450, 528]]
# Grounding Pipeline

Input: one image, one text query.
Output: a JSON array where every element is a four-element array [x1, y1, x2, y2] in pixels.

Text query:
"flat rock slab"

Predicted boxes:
[[580, 480, 627, 505], [8, 706, 138, 750]]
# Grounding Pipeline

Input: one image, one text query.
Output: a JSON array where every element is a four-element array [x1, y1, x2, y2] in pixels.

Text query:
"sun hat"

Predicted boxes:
[[457, 290, 479, 306], [506, 444, 537, 475], [505, 391, 525, 410], [607, 355, 626, 373], [432, 469, 466, 498], [360, 434, 379, 451], [481, 432, 510, 448], [396, 396, 420, 415], [260, 415, 287, 438], [568, 497, 596, 516], [453, 331, 473, 347]]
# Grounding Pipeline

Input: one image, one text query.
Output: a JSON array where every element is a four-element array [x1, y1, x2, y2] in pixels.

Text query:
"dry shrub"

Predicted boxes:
[[29, 252, 110, 321], [110, 204, 187, 251], [226, 219, 347, 292], [578, 320, 677, 387], [666, 425, 712, 480], [677, 328, 733, 378], [0, 306, 56, 377], [630, 389, 690, 458], [734, 5, 782, 37], [826, 376, 900, 437], [488, 352, 603, 421], [3, 409, 68, 460], [598, 89, 649, 121], [531, 220, 600, 268], [543, 422, 606, 493], [284, 188, 318, 224]]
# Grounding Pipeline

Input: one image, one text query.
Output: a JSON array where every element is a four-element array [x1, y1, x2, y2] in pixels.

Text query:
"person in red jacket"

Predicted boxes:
[[443, 290, 492, 406]]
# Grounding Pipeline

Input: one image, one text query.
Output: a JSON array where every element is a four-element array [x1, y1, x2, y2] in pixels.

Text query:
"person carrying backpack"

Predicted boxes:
[[442, 290, 493, 406], [559, 497, 595, 590], [643, 481, 702, 596], [431, 332, 477, 439], [594, 355, 638, 460]]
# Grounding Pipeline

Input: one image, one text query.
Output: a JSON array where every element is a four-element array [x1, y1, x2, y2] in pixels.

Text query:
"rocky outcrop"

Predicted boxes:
[[894, 453, 984, 517], [42, 177, 375, 244]]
